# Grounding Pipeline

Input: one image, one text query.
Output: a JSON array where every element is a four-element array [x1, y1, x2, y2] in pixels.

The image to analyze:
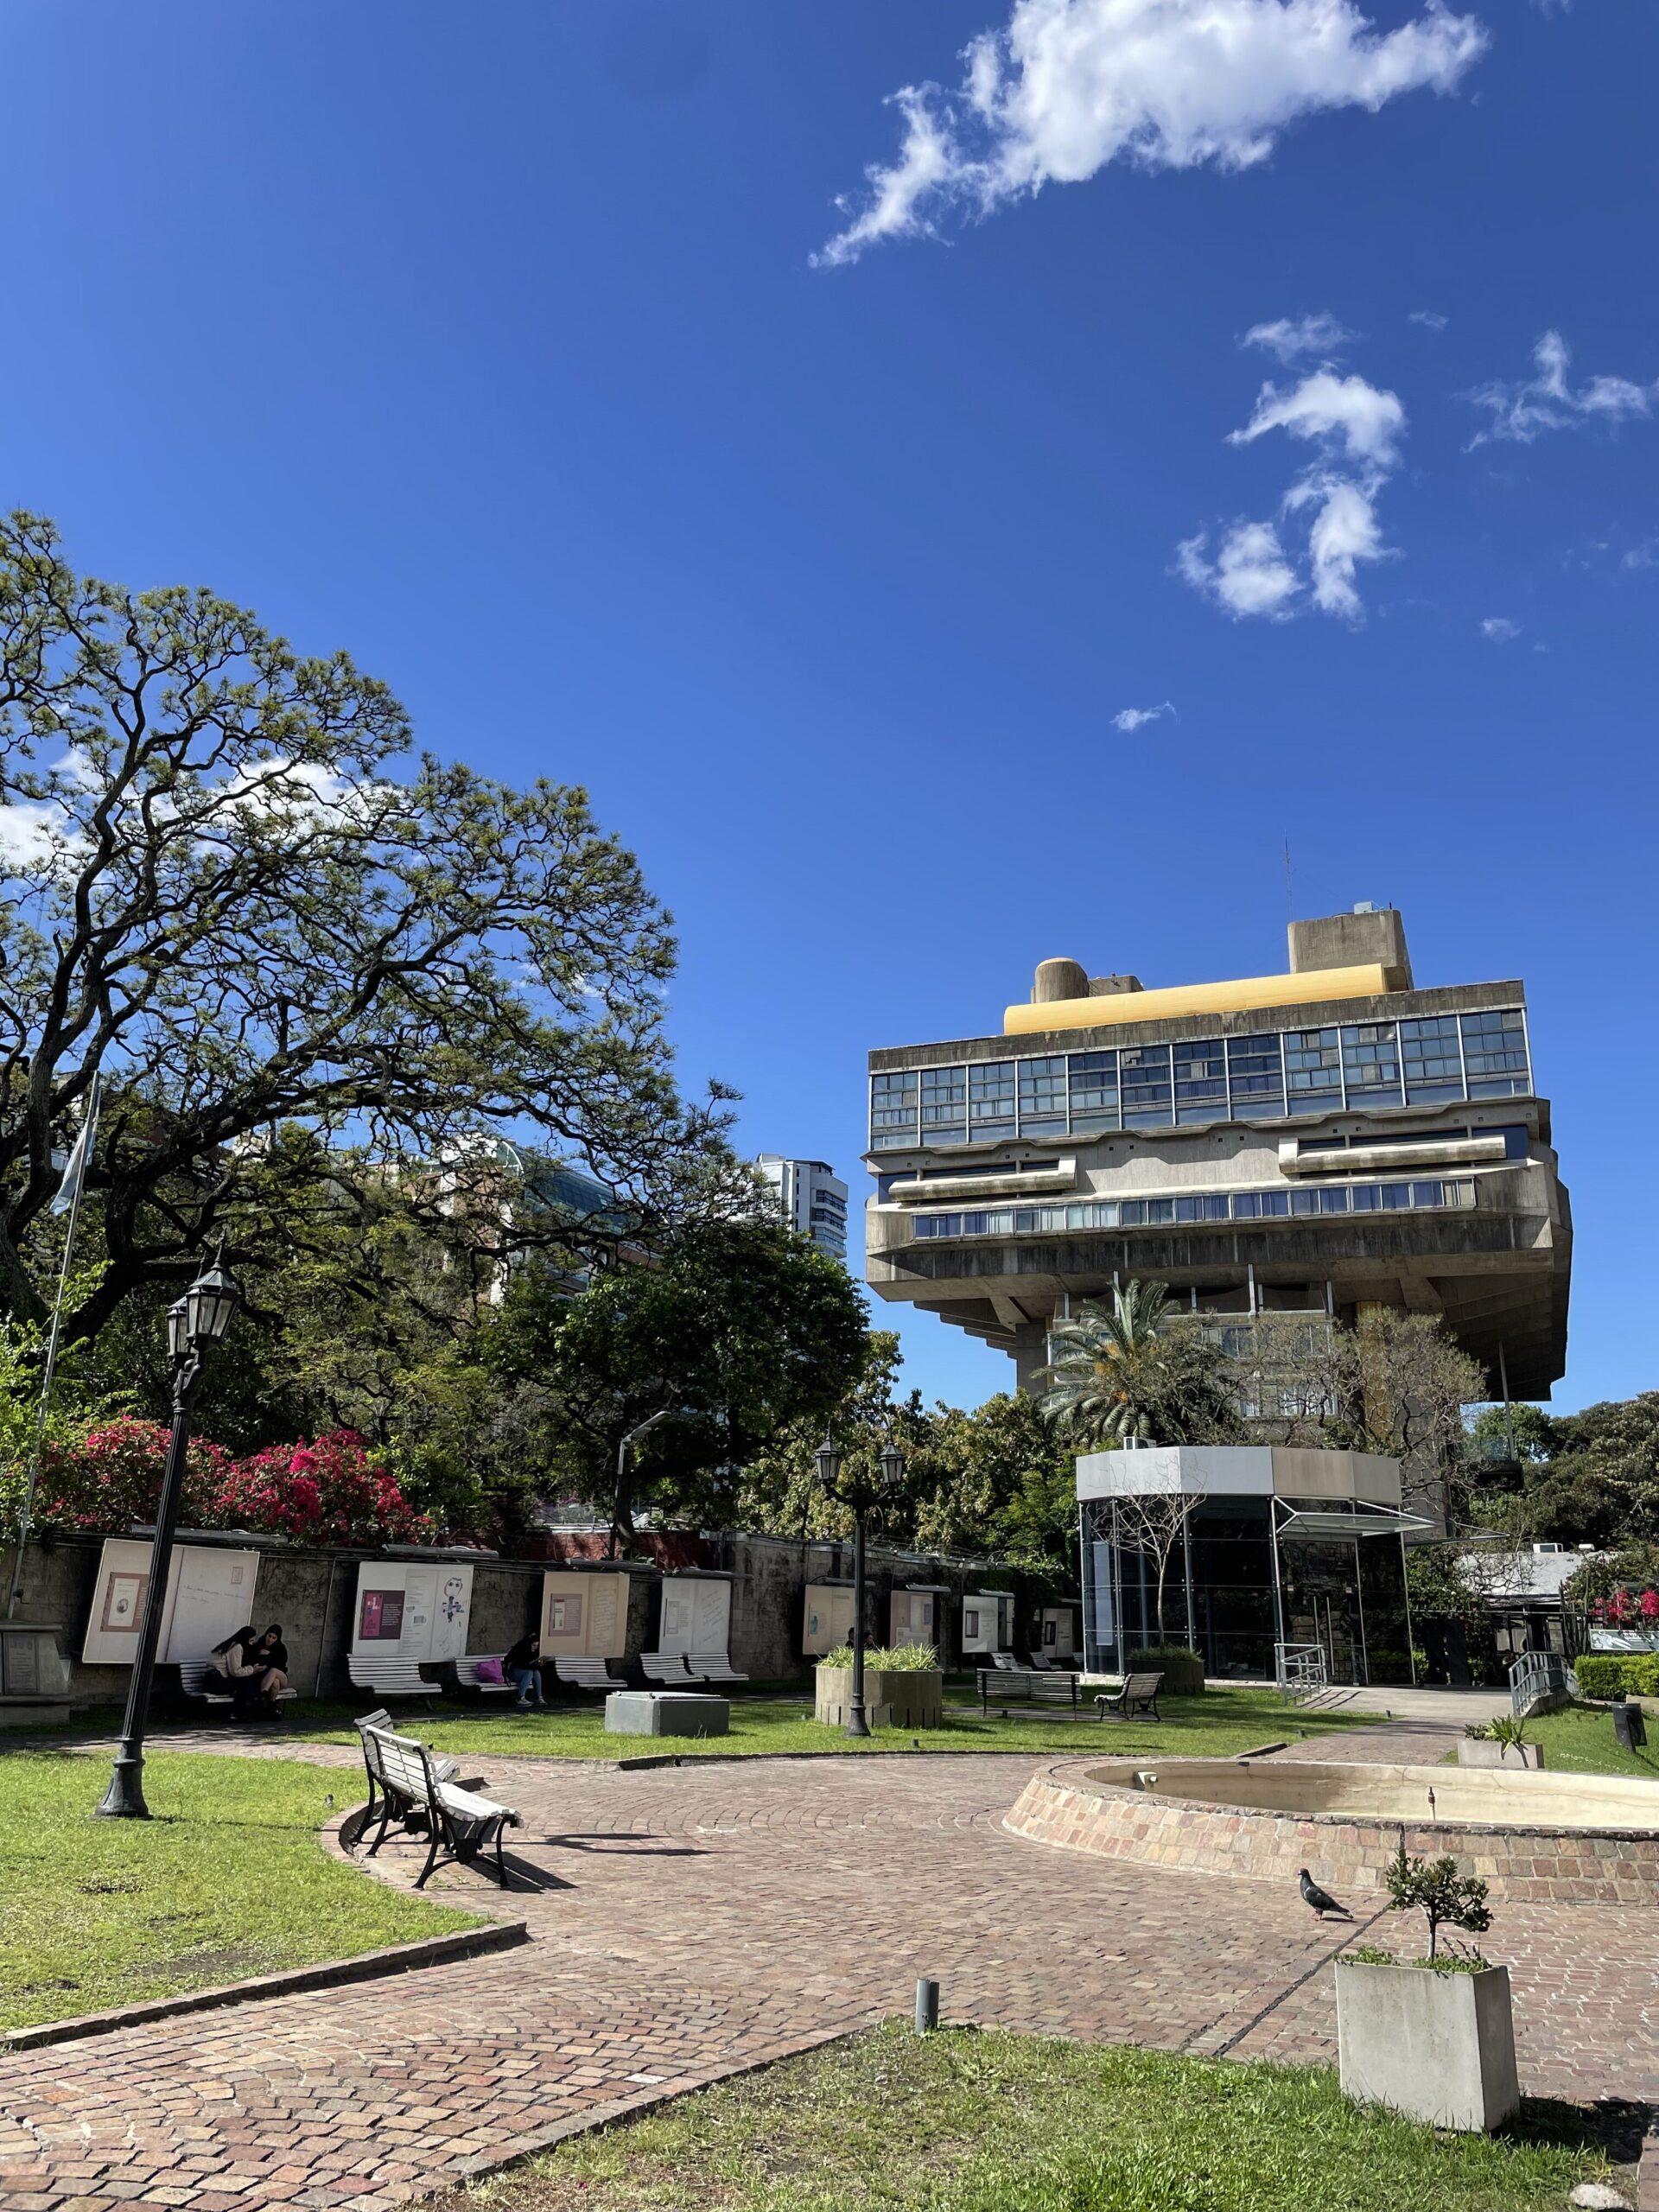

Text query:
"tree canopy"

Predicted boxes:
[[0, 512, 737, 1347]]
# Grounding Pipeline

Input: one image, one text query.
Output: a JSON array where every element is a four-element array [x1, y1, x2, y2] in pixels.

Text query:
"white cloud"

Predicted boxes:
[[1479, 616, 1522, 640], [1624, 538, 1658, 571], [1230, 367, 1405, 468], [1180, 361, 1404, 622], [0, 799, 73, 873], [816, 0, 1488, 266], [1177, 522, 1301, 619], [1243, 312, 1353, 363], [1408, 308, 1448, 331], [1111, 700, 1177, 730], [1468, 330, 1659, 447]]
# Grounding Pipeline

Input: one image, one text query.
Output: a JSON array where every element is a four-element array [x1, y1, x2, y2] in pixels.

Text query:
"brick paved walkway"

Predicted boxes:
[[4, 1731, 1656, 2210]]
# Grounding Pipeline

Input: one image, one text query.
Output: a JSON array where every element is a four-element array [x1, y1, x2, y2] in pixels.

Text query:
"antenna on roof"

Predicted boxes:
[[1284, 838, 1293, 927]]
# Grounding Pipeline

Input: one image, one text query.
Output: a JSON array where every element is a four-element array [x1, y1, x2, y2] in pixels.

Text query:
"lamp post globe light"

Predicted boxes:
[[97, 1248, 243, 1820], [816, 1431, 905, 1740]]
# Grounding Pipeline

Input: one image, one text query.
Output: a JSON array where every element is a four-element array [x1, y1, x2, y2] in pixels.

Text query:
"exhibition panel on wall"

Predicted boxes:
[[539, 1570, 630, 1658], [350, 1560, 473, 1665], [82, 1540, 262, 1665], [658, 1574, 732, 1656]]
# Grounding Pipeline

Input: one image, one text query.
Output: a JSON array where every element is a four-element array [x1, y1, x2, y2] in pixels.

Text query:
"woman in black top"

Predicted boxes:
[[232, 1624, 289, 1720], [503, 1630, 544, 1711]]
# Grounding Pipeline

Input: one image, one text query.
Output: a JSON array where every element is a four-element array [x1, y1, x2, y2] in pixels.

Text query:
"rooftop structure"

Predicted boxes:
[[865, 906, 1570, 1402]]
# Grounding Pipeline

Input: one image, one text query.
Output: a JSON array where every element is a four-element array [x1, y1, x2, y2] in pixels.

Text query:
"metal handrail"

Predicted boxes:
[[1275, 1642, 1327, 1703], [1509, 1650, 1567, 1717]]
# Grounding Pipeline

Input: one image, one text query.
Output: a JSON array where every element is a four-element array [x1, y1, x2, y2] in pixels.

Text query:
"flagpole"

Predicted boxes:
[[6, 1074, 99, 1620]]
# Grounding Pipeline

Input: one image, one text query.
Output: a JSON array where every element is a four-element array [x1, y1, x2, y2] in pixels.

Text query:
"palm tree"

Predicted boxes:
[[1038, 1280, 1236, 1449]]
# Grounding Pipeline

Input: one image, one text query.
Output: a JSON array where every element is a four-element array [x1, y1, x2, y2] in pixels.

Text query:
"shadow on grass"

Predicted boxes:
[[1503, 2095, 1647, 2164]]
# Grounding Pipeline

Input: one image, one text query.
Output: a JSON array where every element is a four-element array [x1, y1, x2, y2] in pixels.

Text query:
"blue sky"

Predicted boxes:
[[2, 0, 1654, 1416]]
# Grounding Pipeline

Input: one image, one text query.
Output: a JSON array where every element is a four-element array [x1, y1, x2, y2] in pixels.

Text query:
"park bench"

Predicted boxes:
[[177, 1661, 297, 1712], [976, 1667, 1080, 1714], [988, 1650, 1021, 1670], [452, 1655, 516, 1696], [358, 1722, 521, 1889], [1095, 1670, 1165, 1722], [684, 1651, 749, 1688], [639, 1651, 692, 1687], [347, 1652, 437, 1702], [547, 1656, 616, 1694]]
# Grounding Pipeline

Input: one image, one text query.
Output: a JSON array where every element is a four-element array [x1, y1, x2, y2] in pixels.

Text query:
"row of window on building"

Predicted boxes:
[[870, 1009, 1529, 1149], [909, 1176, 1478, 1240]]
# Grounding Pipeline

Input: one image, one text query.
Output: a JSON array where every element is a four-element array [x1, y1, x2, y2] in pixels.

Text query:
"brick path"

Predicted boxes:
[[4, 1728, 1657, 2210]]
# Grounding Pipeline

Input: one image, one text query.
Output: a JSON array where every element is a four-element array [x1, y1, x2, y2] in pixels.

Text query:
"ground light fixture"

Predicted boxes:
[[816, 1430, 905, 1738], [97, 1247, 243, 1819]]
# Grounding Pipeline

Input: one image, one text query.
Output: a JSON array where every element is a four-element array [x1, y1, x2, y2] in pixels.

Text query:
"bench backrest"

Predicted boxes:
[[179, 1662, 219, 1696], [363, 1725, 438, 1807], [349, 1654, 430, 1689], [1123, 1672, 1164, 1697]]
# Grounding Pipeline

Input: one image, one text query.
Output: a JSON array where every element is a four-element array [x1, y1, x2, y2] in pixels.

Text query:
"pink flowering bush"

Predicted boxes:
[[25, 1419, 438, 1547]]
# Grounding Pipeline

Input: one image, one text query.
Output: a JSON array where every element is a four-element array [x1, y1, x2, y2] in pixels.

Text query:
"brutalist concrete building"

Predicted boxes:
[[864, 905, 1571, 1408]]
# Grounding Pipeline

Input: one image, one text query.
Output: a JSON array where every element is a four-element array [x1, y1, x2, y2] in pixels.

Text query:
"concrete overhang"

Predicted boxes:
[[887, 1160, 1077, 1204], [1075, 1444, 1403, 1510], [1277, 1135, 1510, 1177]]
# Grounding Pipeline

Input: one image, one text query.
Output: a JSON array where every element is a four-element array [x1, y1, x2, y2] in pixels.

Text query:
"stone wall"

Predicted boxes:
[[1, 1529, 1075, 1707]]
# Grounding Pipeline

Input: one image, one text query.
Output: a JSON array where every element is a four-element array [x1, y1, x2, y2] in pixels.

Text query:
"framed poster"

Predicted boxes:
[[658, 1576, 730, 1657], [804, 1584, 855, 1656], [541, 1571, 628, 1656], [359, 1589, 405, 1641], [350, 1560, 474, 1662], [83, 1540, 261, 1666]]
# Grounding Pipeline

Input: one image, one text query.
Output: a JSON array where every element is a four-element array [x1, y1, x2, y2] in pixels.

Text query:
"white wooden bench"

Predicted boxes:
[[347, 1653, 437, 1701], [452, 1655, 516, 1695], [639, 1652, 691, 1687], [684, 1652, 749, 1687], [358, 1724, 520, 1888], [1095, 1670, 1165, 1722], [549, 1656, 617, 1694], [178, 1661, 297, 1710]]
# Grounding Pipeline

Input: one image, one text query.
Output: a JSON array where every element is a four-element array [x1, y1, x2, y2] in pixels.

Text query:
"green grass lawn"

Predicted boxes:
[[441, 2021, 1624, 2212], [0, 1749, 482, 2032], [202, 1683, 1377, 1763], [1450, 1700, 1659, 1780]]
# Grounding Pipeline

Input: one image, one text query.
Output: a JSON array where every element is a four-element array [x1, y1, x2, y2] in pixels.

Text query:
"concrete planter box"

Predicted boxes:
[[1457, 1738, 1546, 1770], [1336, 1960, 1518, 2132], [1132, 1652, 1205, 1695], [814, 1664, 944, 1731], [605, 1691, 729, 1738]]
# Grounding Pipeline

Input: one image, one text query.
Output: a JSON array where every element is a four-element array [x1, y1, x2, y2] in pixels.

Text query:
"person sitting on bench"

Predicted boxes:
[[208, 1623, 261, 1702], [504, 1630, 545, 1712], [233, 1624, 291, 1720]]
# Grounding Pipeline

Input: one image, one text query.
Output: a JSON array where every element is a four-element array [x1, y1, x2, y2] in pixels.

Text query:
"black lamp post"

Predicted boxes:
[[97, 1248, 242, 1819], [816, 1433, 905, 1739]]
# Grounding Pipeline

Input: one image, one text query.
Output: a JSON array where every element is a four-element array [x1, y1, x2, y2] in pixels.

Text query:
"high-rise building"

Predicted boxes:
[[757, 1154, 849, 1261], [864, 906, 1570, 1403]]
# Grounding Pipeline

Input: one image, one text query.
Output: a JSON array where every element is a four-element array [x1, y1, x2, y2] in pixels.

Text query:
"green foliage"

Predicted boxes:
[[1468, 1402, 1556, 1465], [0, 1751, 477, 2032], [1383, 1844, 1493, 1962], [0, 512, 734, 1351], [814, 1643, 939, 1672], [1039, 1281, 1238, 1449], [1571, 1653, 1659, 1700], [1480, 1393, 1659, 1550], [527, 1216, 871, 1545]]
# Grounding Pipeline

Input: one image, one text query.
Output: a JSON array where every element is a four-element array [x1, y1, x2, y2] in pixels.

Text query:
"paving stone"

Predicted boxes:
[[3, 1729, 1656, 2211]]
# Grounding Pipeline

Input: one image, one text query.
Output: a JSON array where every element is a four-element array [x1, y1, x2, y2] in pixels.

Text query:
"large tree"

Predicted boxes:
[[1038, 1281, 1239, 1450], [0, 513, 734, 1343], [493, 1216, 872, 1550]]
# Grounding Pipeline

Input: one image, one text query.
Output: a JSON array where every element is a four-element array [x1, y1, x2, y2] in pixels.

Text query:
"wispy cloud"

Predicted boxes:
[[1243, 313, 1353, 364], [1479, 616, 1522, 641], [1408, 308, 1448, 331], [1111, 701, 1177, 731], [815, 0, 1488, 267], [1180, 361, 1406, 622], [1624, 538, 1659, 572], [1468, 331, 1659, 447]]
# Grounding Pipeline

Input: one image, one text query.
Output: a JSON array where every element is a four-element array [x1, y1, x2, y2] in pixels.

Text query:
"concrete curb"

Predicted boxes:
[[3, 1917, 531, 2051]]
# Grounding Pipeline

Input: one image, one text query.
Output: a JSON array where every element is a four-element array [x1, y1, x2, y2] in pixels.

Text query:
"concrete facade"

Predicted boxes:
[[755, 1154, 849, 1260], [865, 906, 1571, 1402]]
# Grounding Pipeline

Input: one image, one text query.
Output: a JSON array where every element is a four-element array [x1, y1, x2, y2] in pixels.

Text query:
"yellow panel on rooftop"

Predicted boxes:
[[1002, 963, 1408, 1037]]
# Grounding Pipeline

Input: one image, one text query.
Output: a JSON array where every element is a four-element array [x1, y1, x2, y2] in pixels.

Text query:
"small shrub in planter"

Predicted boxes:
[[1458, 1714, 1545, 1769], [1129, 1646, 1204, 1695], [1336, 1847, 1517, 2132], [814, 1643, 943, 1729]]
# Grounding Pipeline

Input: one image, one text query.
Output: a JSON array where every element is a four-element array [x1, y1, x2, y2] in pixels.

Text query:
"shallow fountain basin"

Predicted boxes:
[[1005, 1758, 1659, 1906]]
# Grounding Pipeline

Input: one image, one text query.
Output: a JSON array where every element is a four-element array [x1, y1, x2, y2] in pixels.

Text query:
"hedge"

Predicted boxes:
[[1572, 1653, 1659, 1699]]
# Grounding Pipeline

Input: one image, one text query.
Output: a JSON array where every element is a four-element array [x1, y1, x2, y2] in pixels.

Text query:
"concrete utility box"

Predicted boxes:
[[1337, 1960, 1519, 2133], [605, 1690, 730, 1738]]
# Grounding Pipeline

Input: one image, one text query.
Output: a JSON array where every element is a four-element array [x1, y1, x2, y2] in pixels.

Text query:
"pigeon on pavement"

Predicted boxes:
[[1299, 1867, 1353, 1920]]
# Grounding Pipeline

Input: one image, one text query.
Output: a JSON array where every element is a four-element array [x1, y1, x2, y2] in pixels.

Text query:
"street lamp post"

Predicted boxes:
[[97, 1249, 242, 1820], [816, 1433, 905, 1740]]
